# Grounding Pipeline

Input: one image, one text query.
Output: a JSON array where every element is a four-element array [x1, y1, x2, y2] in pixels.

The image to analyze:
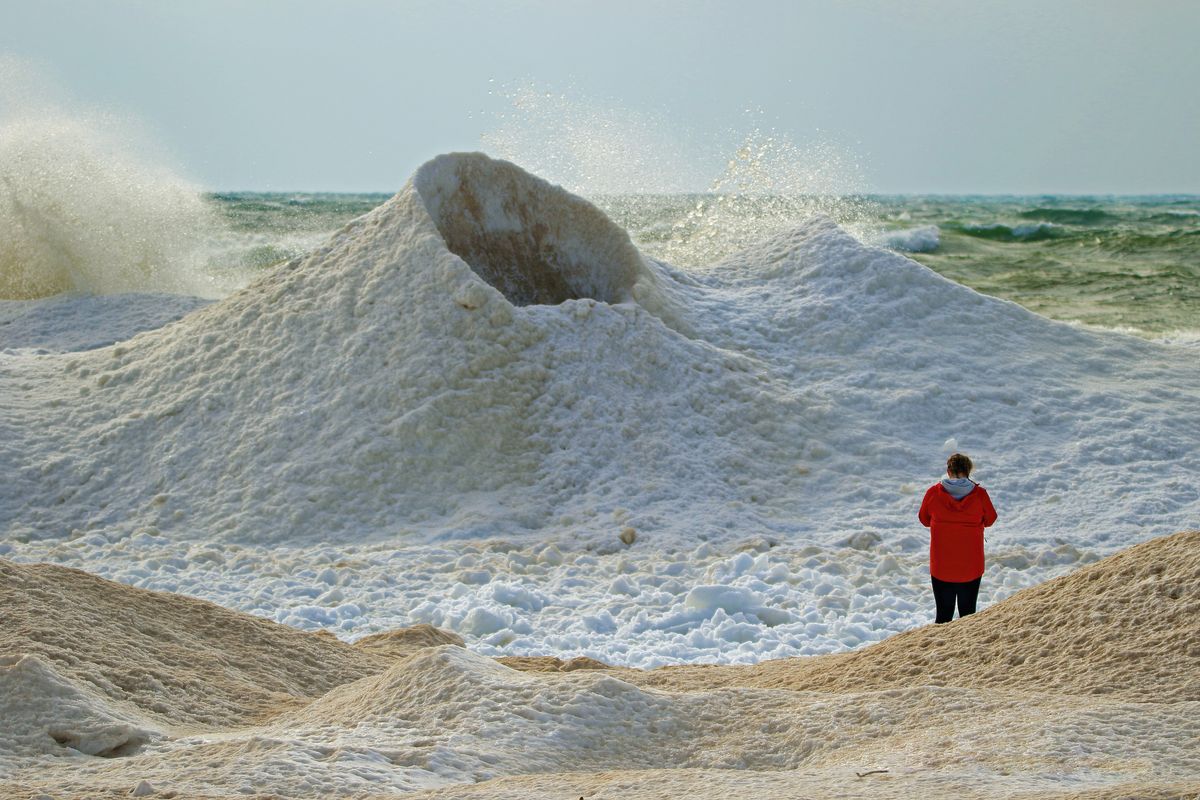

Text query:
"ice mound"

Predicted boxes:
[[0, 153, 782, 546], [284, 645, 546, 727], [2, 151, 1199, 561], [413, 153, 645, 305], [0, 653, 156, 757]]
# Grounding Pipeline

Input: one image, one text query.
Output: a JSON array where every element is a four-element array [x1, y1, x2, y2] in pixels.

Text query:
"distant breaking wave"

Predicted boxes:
[[1017, 207, 1116, 226], [944, 219, 1200, 251], [954, 221, 1064, 242], [874, 225, 940, 253]]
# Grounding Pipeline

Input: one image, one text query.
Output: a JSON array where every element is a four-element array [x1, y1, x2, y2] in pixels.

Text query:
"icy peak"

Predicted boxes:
[[414, 153, 647, 306]]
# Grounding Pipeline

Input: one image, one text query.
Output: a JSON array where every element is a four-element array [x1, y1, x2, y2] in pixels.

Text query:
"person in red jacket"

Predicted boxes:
[[918, 452, 998, 623]]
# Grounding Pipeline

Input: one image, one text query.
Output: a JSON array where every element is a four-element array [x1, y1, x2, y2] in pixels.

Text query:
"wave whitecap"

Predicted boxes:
[[875, 224, 940, 253], [955, 220, 1063, 242]]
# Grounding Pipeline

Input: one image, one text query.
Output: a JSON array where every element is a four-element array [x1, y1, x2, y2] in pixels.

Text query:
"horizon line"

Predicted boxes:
[[204, 189, 1200, 198]]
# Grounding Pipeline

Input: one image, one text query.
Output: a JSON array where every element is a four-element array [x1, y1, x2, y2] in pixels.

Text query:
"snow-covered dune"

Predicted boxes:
[[1, 530, 1197, 798]]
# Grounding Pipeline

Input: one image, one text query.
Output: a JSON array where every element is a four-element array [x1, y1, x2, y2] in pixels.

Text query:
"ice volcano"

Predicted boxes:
[[0, 153, 781, 545], [2, 152, 1199, 551]]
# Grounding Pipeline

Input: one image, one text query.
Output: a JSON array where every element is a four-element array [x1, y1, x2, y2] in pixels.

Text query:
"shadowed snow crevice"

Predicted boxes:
[[414, 153, 645, 306]]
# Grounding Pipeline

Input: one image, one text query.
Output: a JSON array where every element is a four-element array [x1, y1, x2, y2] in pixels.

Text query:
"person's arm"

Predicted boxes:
[[918, 487, 933, 527], [981, 488, 998, 527]]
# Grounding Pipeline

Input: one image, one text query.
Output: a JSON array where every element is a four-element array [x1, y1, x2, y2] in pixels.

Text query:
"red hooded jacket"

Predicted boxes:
[[918, 482, 997, 582]]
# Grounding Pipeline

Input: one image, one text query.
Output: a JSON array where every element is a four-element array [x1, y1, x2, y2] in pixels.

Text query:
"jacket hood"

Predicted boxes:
[[940, 477, 977, 500]]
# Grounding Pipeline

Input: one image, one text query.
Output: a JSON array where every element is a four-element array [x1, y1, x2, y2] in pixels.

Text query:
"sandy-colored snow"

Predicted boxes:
[[0, 530, 1197, 799], [0, 559, 388, 730]]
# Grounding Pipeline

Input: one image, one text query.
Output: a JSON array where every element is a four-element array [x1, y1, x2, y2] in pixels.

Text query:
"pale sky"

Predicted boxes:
[[2, 0, 1198, 193]]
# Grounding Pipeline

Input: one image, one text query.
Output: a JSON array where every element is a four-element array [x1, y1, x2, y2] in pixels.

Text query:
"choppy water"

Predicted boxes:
[[869, 196, 1200, 337], [210, 192, 1200, 337]]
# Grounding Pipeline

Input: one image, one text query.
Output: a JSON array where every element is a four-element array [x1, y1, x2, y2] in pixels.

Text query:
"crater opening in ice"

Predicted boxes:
[[414, 153, 644, 306]]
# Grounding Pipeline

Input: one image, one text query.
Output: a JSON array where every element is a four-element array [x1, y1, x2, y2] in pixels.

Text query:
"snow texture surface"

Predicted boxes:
[[0, 531, 1197, 798]]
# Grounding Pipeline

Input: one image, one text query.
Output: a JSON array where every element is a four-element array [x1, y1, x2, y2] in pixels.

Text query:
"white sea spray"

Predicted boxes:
[[0, 59, 235, 300]]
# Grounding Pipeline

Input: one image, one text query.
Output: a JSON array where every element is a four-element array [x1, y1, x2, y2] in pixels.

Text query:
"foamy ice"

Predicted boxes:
[[2, 152, 1199, 668]]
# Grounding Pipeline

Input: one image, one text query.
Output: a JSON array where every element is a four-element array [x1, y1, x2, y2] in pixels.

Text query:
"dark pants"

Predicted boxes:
[[931, 575, 981, 624]]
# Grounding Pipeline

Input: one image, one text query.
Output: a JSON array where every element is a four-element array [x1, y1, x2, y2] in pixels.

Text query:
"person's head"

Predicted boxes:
[[946, 453, 973, 478]]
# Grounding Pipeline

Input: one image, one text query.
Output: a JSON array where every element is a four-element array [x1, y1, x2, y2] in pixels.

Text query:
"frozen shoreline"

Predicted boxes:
[[3, 153, 1199, 666], [2, 531, 1197, 799], [3, 154, 1199, 795]]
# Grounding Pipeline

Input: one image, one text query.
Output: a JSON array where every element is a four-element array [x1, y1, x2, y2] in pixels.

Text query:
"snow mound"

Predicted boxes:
[[285, 645, 544, 727], [0, 153, 778, 546], [281, 644, 844, 779], [0, 559, 388, 726], [0, 653, 156, 757], [2, 153, 1198, 558]]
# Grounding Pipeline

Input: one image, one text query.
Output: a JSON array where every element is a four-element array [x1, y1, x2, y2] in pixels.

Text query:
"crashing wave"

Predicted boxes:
[[0, 114, 226, 299]]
